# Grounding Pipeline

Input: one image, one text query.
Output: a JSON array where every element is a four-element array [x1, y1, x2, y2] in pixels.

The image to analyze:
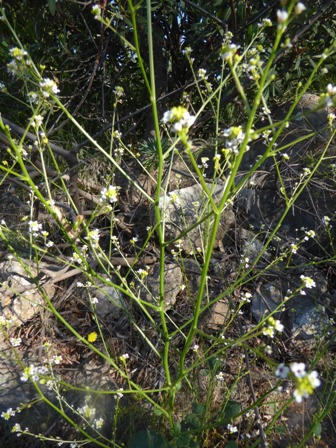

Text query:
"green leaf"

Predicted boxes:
[[48, 0, 56, 16], [192, 402, 206, 416], [225, 442, 239, 448], [313, 422, 322, 437], [218, 401, 241, 424], [128, 429, 168, 448], [223, 401, 241, 420]]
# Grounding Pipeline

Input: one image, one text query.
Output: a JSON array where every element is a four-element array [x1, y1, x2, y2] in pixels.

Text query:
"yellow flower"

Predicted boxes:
[[87, 332, 98, 343]]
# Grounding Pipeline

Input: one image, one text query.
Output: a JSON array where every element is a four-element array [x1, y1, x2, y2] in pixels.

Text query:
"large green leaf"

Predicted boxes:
[[128, 429, 168, 448], [48, 0, 56, 16]]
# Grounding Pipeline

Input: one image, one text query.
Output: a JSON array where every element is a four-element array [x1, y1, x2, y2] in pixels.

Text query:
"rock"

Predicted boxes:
[[287, 293, 330, 340], [0, 259, 55, 327], [157, 182, 235, 254], [294, 93, 334, 139], [135, 262, 183, 311], [251, 281, 285, 323], [239, 228, 271, 264], [201, 300, 229, 330], [84, 277, 127, 321]]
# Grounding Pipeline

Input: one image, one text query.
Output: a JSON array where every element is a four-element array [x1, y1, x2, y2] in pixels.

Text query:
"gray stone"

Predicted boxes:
[[239, 228, 271, 264], [0, 260, 55, 327], [201, 300, 229, 330], [288, 294, 330, 340], [84, 278, 127, 320], [294, 93, 334, 138], [135, 262, 183, 311], [251, 281, 285, 323], [157, 182, 235, 254]]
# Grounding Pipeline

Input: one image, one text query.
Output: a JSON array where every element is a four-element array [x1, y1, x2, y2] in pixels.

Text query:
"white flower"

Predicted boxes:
[[300, 275, 316, 289], [261, 18, 272, 27], [290, 362, 306, 378], [183, 46, 193, 56], [198, 68, 207, 79], [275, 363, 290, 379], [263, 317, 284, 338], [1, 408, 16, 420], [305, 230, 315, 239], [85, 229, 100, 248], [307, 370, 321, 388], [78, 404, 96, 419], [227, 423, 238, 433], [277, 10, 288, 23], [323, 216, 330, 225], [216, 371, 224, 381], [39, 78, 60, 98], [9, 47, 28, 61], [94, 417, 104, 429], [220, 43, 238, 60], [295, 3, 306, 14], [31, 115, 43, 128], [100, 185, 119, 203], [51, 355, 62, 365], [293, 387, 308, 403], [293, 369, 321, 403], [274, 320, 284, 332], [117, 388, 124, 398], [92, 4, 101, 19], [162, 106, 195, 133], [28, 220, 42, 235], [12, 423, 22, 434], [10, 337, 22, 347], [120, 353, 129, 362], [327, 83, 336, 96], [262, 326, 275, 338]]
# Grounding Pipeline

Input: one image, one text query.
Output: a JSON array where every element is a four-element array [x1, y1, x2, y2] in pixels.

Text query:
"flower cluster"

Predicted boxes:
[[198, 68, 207, 80], [7, 47, 31, 76], [320, 83, 336, 108], [295, 2, 306, 15], [223, 126, 245, 155], [300, 275, 316, 295], [0, 315, 12, 328], [227, 423, 238, 434], [31, 114, 44, 129], [113, 85, 124, 99], [277, 10, 288, 25], [78, 403, 96, 419], [276, 362, 321, 403], [10, 337, 22, 347], [92, 4, 101, 20], [240, 292, 252, 303], [162, 106, 195, 134], [259, 18, 272, 28], [1, 408, 16, 420], [262, 317, 284, 338], [220, 32, 238, 61], [120, 353, 129, 362], [39, 78, 60, 98], [242, 47, 265, 81], [100, 185, 119, 204], [20, 364, 46, 382], [28, 220, 42, 237], [85, 229, 100, 249]]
